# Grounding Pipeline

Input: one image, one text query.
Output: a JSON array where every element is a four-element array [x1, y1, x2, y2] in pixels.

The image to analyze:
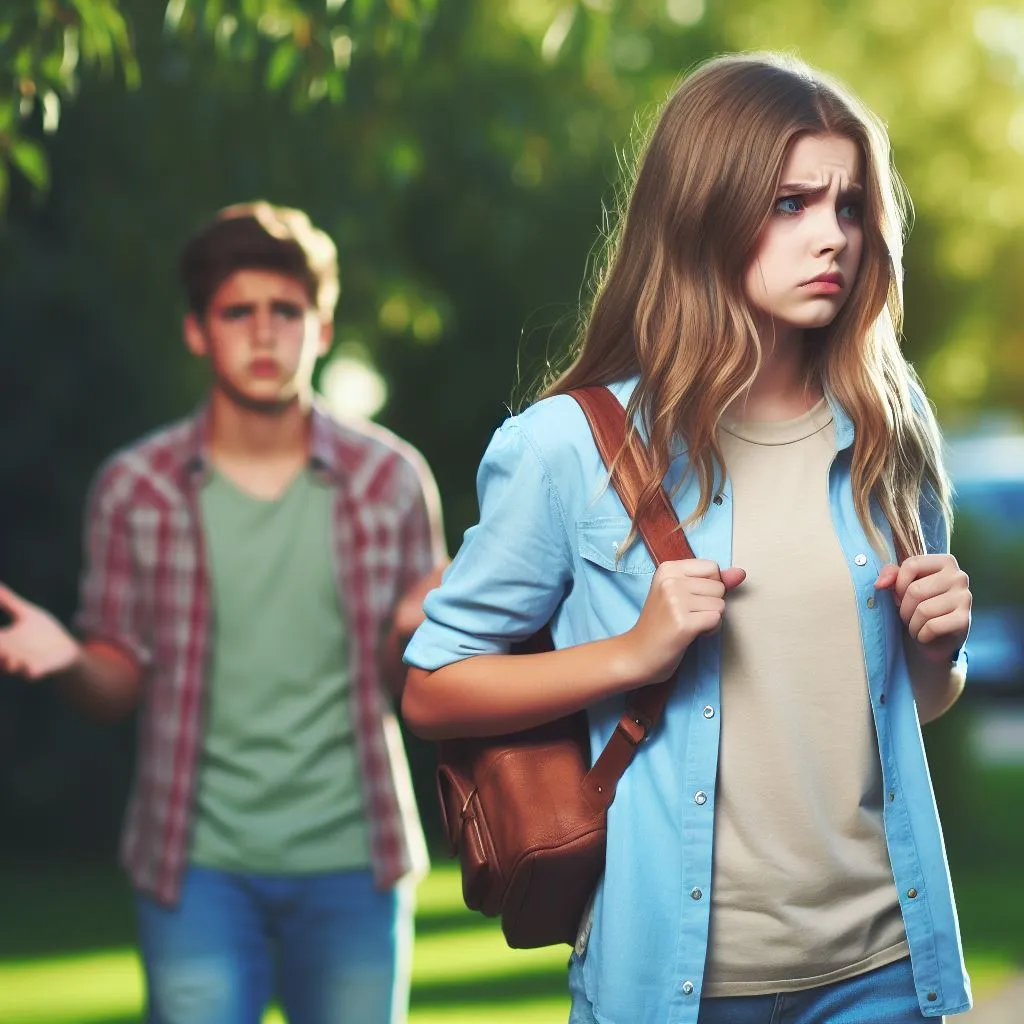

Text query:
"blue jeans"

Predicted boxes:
[[568, 954, 944, 1023], [135, 865, 413, 1024]]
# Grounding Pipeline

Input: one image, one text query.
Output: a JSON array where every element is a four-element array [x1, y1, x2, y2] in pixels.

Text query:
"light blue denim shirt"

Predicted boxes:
[[405, 377, 971, 1024]]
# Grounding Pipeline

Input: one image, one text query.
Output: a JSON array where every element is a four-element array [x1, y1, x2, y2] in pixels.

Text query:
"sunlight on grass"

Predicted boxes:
[[1, 945, 1014, 1024], [0, 865, 568, 1024], [416, 865, 461, 913], [0, 950, 142, 1023], [0, 862, 1018, 1024], [963, 953, 1018, 1001], [413, 923, 566, 983], [410, 1000, 564, 1022]]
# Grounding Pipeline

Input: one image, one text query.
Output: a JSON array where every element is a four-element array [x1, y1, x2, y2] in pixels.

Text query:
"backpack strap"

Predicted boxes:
[[569, 385, 697, 810]]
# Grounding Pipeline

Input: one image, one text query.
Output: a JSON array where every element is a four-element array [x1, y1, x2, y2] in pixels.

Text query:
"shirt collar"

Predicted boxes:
[[308, 398, 344, 481], [175, 397, 344, 488], [824, 388, 855, 451], [178, 403, 210, 486], [608, 374, 855, 456]]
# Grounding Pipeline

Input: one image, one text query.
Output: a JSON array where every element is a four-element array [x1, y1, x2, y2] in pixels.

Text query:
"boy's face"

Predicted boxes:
[[184, 269, 332, 412]]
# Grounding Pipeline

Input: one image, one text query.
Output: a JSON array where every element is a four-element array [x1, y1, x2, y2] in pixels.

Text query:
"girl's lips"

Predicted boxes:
[[249, 360, 280, 377], [801, 280, 842, 294]]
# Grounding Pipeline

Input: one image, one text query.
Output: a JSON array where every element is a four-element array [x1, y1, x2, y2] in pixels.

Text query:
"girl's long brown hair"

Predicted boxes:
[[544, 52, 949, 559]]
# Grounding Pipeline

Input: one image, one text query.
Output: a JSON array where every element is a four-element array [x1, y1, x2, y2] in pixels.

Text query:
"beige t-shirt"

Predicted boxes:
[[702, 398, 908, 997]]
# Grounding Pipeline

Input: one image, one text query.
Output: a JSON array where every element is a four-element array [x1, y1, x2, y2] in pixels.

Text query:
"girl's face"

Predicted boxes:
[[743, 132, 865, 341]]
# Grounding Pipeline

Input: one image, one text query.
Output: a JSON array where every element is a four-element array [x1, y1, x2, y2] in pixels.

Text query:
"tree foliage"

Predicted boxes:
[[0, 0, 438, 206], [0, 0, 1022, 854]]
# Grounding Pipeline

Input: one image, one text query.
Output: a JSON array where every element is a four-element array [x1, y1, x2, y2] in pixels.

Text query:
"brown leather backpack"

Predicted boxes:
[[435, 385, 696, 948]]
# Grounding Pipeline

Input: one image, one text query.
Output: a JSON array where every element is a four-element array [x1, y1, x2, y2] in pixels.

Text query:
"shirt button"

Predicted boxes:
[[927, 992, 938, 1002], [702, 705, 715, 719], [879, 693, 886, 705], [854, 553, 868, 566], [713, 494, 724, 505], [694, 791, 708, 805], [682, 981, 695, 995], [690, 887, 703, 900], [866, 595, 876, 608], [907, 888, 918, 899]]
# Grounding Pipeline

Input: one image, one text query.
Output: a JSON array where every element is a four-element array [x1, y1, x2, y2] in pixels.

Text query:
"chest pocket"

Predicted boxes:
[[577, 517, 656, 575]]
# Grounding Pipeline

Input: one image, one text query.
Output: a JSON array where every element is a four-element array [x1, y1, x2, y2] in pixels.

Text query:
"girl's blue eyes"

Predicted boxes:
[[773, 196, 863, 220]]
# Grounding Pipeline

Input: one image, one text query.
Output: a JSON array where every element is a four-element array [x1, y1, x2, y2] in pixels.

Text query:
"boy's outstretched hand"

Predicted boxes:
[[0, 584, 81, 680]]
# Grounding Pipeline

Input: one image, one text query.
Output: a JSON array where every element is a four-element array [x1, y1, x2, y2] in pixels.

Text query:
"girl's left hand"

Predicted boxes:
[[874, 554, 971, 664]]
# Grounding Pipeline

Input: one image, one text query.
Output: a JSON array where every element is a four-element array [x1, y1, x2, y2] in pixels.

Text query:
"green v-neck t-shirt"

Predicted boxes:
[[189, 467, 371, 874]]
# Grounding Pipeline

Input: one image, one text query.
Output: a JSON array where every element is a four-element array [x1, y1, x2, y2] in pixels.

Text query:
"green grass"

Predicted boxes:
[[1, 858, 1022, 1024], [2, 758, 1023, 1022], [0, 863, 569, 1024]]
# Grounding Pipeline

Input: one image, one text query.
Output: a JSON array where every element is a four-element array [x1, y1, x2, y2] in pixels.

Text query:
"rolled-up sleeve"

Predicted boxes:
[[396, 448, 447, 596], [403, 419, 572, 671], [73, 462, 152, 668]]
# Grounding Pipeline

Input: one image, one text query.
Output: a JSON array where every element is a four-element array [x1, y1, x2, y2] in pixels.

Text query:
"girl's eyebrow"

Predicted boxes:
[[778, 181, 865, 197]]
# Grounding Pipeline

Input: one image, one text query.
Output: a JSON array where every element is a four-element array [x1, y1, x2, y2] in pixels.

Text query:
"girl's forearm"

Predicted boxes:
[[401, 633, 653, 740], [904, 636, 966, 724]]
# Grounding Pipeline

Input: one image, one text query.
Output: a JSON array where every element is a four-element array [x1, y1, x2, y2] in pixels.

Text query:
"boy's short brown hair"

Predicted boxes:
[[179, 202, 339, 319]]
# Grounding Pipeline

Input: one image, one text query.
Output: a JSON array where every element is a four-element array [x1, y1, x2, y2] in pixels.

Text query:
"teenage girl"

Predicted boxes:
[[403, 52, 972, 1024]]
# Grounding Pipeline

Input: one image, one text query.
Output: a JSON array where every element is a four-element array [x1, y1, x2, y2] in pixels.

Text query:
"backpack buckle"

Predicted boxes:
[[616, 710, 652, 746]]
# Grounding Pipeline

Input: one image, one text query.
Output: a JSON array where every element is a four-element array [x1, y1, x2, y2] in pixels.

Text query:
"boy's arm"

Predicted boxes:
[[0, 460, 149, 721], [0, 587, 142, 721], [379, 452, 448, 699], [59, 638, 142, 721]]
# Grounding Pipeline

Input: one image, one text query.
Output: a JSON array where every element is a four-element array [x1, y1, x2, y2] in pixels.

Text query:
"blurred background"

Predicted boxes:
[[1, 1, 1022, 1021]]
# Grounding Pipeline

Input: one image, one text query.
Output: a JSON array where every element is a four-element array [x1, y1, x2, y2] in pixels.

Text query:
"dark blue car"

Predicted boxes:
[[947, 432, 1024, 696]]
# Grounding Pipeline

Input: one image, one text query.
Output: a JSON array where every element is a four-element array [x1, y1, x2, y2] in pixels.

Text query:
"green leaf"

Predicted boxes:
[[164, 0, 187, 33], [71, 0, 116, 70], [351, 0, 379, 27], [388, 0, 417, 21], [241, 0, 266, 23], [10, 138, 49, 191], [325, 72, 346, 102], [40, 51, 66, 84], [98, 4, 141, 88], [265, 42, 300, 91]]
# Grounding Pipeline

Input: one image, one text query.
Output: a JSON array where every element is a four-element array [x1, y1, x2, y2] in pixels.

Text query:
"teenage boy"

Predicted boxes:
[[0, 202, 446, 1024]]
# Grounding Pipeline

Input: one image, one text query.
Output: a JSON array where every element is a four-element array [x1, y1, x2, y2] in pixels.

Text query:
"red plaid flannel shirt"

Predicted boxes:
[[75, 401, 443, 905]]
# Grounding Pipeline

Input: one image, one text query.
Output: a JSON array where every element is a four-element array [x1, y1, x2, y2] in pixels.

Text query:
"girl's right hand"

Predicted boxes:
[[624, 559, 746, 683]]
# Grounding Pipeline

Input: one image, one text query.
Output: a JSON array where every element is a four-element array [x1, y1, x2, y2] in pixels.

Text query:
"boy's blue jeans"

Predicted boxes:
[[135, 865, 413, 1024], [569, 953, 945, 1023]]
